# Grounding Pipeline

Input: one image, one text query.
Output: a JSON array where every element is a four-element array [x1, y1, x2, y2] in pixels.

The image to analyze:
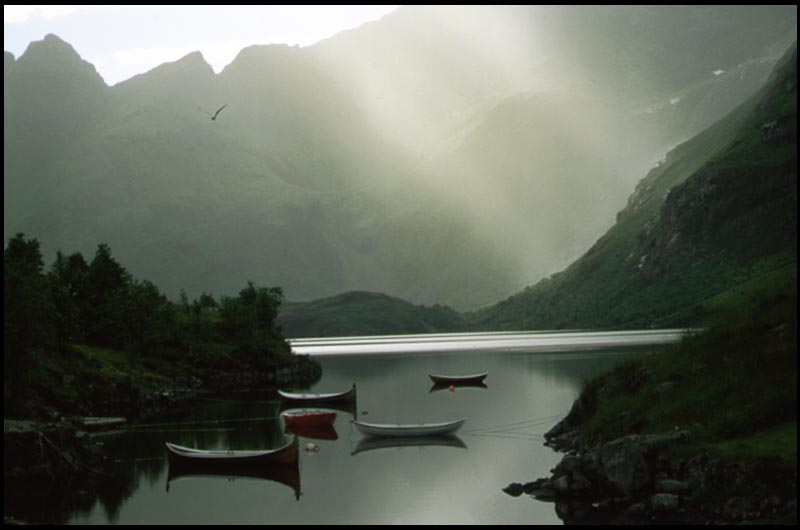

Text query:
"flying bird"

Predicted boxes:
[[200, 104, 228, 121]]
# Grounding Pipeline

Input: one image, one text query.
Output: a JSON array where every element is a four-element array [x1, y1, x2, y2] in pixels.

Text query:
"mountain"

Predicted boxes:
[[4, 7, 797, 309], [278, 291, 466, 338], [475, 44, 797, 330]]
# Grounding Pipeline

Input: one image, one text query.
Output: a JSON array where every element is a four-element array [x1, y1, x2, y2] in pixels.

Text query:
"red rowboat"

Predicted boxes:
[[282, 410, 337, 428]]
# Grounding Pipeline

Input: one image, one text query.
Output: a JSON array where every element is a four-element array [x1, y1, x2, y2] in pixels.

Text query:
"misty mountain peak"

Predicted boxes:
[[14, 33, 106, 87], [223, 43, 301, 74], [176, 50, 212, 69], [115, 49, 215, 93], [162, 50, 215, 79], [4, 51, 14, 72], [23, 33, 82, 62]]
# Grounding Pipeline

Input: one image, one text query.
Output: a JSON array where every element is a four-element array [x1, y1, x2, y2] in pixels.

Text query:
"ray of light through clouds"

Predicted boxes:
[[3, 5, 400, 85], [2, 5, 680, 297]]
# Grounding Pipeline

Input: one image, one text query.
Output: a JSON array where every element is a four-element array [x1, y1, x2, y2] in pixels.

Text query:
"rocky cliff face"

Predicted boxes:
[[639, 46, 797, 280]]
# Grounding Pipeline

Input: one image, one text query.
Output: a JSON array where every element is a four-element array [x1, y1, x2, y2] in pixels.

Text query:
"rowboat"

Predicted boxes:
[[164, 435, 298, 466], [282, 410, 337, 428], [352, 418, 466, 438], [278, 383, 356, 405], [428, 373, 487, 384]]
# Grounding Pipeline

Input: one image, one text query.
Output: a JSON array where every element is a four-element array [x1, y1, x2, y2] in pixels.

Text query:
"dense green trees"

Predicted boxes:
[[3, 234, 294, 408], [4, 234, 53, 392], [218, 282, 286, 361]]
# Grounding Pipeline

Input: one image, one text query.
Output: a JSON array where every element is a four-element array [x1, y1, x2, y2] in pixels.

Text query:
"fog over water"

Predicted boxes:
[[290, 329, 690, 356]]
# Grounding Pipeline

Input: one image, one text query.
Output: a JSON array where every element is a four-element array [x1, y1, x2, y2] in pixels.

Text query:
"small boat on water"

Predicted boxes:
[[282, 410, 337, 428], [429, 373, 487, 384], [352, 418, 466, 438], [164, 436, 298, 466], [278, 384, 356, 405]]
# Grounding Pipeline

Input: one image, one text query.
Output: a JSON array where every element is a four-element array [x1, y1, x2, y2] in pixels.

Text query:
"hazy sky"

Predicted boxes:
[[3, 5, 400, 85]]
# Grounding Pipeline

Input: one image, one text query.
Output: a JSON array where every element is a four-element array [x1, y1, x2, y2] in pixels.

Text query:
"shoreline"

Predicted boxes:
[[505, 403, 797, 524], [502, 300, 797, 524]]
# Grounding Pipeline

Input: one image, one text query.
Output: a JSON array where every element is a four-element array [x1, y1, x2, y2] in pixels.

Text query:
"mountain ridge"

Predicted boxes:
[[4, 7, 796, 309]]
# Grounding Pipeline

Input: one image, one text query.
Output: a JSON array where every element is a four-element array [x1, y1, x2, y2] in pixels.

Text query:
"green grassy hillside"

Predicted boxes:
[[475, 44, 797, 330]]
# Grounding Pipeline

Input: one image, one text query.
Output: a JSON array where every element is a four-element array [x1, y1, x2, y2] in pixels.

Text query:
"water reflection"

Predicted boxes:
[[55, 341, 665, 524], [286, 424, 339, 441], [429, 381, 488, 392], [166, 452, 302, 501], [352, 434, 468, 455]]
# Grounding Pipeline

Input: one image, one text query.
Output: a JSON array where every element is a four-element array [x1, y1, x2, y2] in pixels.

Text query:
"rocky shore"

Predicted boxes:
[[504, 388, 797, 524]]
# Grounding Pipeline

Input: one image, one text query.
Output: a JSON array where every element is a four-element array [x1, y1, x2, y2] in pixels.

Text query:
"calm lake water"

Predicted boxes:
[[64, 331, 685, 525]]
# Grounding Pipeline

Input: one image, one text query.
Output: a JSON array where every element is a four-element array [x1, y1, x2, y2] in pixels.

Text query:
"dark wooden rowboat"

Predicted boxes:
[[165, 435, 298, 466], [428, 373, 487, 384], [278, 383, 356, 405]]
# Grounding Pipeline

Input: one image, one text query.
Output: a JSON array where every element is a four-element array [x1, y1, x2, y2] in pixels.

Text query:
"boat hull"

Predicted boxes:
[[282, 410, 337, 428], [165, 436, 298, 466], [278, 384, 356, 405], [352, 419, 466, 438]]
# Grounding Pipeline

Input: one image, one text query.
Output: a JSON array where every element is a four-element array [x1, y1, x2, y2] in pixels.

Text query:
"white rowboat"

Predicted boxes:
[[352, 418, 466, 438]]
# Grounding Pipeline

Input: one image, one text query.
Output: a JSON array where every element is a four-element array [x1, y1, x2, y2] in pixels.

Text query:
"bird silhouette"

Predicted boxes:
[[210, 104, 227, 121], [200, 104, 228, 121]]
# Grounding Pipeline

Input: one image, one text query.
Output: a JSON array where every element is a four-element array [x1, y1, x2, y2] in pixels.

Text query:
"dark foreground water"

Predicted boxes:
[[62, 331, 684, 524]]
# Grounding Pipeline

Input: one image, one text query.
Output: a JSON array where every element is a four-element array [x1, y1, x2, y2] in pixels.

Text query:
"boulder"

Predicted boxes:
[[650, 493, 680, 513]]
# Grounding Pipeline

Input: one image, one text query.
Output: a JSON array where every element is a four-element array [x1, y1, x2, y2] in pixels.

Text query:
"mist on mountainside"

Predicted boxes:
[[4, 6, 797, 309]]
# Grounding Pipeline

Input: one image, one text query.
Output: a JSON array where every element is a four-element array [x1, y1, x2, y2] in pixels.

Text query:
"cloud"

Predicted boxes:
[[4, 5, 90, 24]]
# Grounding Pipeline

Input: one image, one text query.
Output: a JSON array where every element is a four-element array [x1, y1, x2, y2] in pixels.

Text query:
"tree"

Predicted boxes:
[[123, 279, 178, 355], [47, 250, 93, 353], [82, 244, 131, 348], [4, 234, 53, 390], [218, 282, 288, 362]]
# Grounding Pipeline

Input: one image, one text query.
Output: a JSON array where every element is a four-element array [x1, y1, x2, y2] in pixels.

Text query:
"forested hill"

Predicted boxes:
[[277, 291, 466, 338], [474, 44, 797, 330]]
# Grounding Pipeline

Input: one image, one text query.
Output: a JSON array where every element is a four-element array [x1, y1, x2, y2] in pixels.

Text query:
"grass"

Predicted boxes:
[[23, 344, 172, 417], [705, 422, 797, 465], [572, 292, 797, 523], [582, 293, 797, 458]]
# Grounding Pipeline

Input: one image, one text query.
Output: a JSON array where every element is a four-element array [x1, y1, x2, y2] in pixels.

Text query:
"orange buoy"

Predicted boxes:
[[449, 385, 455, 393]]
